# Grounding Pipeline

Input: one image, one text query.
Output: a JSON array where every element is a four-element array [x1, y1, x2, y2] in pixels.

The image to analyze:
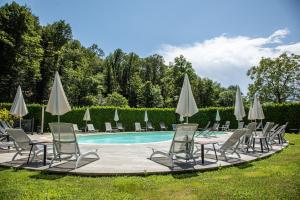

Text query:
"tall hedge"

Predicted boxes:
[[0, 102, 299, 132]]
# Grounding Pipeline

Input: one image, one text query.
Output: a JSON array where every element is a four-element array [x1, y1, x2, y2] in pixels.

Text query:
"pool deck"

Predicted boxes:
[[0, 132, 288, 176]]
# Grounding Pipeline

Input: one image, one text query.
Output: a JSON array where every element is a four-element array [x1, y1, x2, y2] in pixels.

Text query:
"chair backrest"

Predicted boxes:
[[270, 124, 279, 132], [117, 122, 123, 129], [256, 121, 262, 130], [262, 122, 274, 136], [147, 122, 153, 129], [0, 125, 6, 135], [49, 123, 80, 155], [211, 123, 219, 131], [87, 124, 95, 131], [225, 121, 230, 126], [160, 122, 166, 129], [105, 122, 112, 131], [172, 124, 176, 131], [135, 122, 142, 131], [238, 121, 244, 129], [73, 124, 79, 131], [6, 128, 32, 150], [169, 124, 198, 156], [220, 128, 249, 152], [1, 121, 10, 129], [204, 121, 211, 130]]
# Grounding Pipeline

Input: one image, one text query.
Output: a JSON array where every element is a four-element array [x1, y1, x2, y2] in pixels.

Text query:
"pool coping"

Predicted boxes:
[[0, 143, 288, 177]]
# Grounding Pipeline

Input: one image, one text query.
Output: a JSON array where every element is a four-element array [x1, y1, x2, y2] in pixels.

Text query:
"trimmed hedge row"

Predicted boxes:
[[0, 102, 299, 132]]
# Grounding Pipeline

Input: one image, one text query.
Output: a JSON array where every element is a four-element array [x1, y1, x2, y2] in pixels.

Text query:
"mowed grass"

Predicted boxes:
[[0, 134, 300, 200]]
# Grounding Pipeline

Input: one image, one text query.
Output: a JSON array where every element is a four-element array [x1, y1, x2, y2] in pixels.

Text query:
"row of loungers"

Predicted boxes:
[[0, 120, 288, 170], [73, 122, 169, 133]]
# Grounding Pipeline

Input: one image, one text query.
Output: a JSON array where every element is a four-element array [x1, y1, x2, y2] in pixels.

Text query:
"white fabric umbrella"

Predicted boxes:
[[83, 108, 91, 132], [46, 71, 71, 118], [10, 85, 28, 128], [114, 109, 119, 126], [252, 94, 265, 120], [144, 110, 148, 131], [83, 108, 91, 121], [234, 86, 246, 121], [248, 102, 254, 120], [179, 115, 184, 123], [176, 74, 198, 123], [216, 110, 221, 122]]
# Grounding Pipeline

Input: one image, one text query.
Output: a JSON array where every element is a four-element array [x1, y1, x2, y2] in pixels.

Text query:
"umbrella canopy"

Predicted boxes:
[[216, 110, 221, 122], [46, 71, 71, 117], [83, 108, 91, 121], [251, 94, 265, 120], [114, 109, 119, 122], [248, 102, 254, 120], [176, 74, 198, 122], [10, 85, 28, 118], [144, 110, 148, 122], [234, 86, 246, 121]]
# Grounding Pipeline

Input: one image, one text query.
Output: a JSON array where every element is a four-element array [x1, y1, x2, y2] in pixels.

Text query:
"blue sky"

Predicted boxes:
[[2, 0, 300, 92]]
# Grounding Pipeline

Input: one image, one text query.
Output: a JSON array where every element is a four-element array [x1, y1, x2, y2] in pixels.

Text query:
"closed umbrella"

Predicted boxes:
[[252, 94, 265, 120], [216, 110, 221, 122], [144, 110, 148, 131], [179, 115, 184, 123], [46, 71, 71, 138], [176, 74, 198, 123], [114, 109, 119, 127], [234, 86, 246, 121], [248, 102, 254, 120], [10, 85, 28, 128], [83, 108, 91, 131]]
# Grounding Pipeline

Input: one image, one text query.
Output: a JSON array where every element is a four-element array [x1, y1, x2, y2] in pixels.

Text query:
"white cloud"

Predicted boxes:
[[156, 28, 300, 93]]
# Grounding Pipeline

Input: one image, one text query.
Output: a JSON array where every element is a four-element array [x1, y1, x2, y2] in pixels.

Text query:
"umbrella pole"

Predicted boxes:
[[19, 117, 22, 129], [58, 115, 61, 141], [41, 105, 45, 134], [85, 120, 87, 132]]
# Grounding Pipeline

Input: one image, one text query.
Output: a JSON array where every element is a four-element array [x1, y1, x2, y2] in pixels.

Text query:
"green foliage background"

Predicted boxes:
[[1, 103, 299, 132]]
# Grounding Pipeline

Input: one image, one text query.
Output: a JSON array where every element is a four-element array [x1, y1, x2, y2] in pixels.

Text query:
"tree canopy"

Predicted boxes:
[[1, 2, 299, 108]]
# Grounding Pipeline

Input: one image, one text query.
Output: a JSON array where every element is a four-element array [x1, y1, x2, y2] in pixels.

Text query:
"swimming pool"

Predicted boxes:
[[77, 131, 226, 144]]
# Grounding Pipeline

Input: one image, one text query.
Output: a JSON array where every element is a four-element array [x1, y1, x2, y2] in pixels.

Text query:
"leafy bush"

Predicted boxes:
[[0, 108, 18, 125], [0, 102, 299, 132]]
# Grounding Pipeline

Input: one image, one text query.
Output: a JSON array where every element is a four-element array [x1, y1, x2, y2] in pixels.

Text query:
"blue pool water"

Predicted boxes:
[[77, 131, 226, 144], [78, 132, 174, 144]]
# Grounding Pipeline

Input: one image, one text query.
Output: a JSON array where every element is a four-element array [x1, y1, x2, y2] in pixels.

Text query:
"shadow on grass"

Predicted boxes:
[[172, 172, 199, 179], [236, 162, 254, 169], [29, 171, 66, 180]]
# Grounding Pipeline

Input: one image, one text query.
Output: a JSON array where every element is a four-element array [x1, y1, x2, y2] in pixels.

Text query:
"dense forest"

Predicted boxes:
[[0, 2, 299, 108]]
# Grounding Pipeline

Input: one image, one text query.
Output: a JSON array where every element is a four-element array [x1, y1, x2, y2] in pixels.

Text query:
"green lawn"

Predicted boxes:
[[0, 134, 299, 200]]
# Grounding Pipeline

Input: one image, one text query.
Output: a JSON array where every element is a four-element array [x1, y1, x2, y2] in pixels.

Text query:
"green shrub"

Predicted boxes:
[[0, 102, 299, 132], [0, 108, 18, 125]]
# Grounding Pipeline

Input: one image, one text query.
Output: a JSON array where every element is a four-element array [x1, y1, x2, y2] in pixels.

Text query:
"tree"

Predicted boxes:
[[103, 92, 129, 107], [248, 53, 300, 103], [218, 86, 237, 107], [37, 20, 72, 102], [0, 2, 43, 102], [138, 81, 163, 108]]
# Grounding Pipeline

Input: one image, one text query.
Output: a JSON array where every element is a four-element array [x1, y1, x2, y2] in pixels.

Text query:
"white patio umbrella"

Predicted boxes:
[[216, 110, 221, 122], [83, 108, 91, 131], [46, 71, 71, 135], [247, 102, 254, 120], [144, 110, 148, 131], [114, 109, 119, 127], [234, 86, 246, 121], [252, 94, 265, 121], [179, 115, 184, 123], [176, 74, 198, 123], [10, 85, 28, 128]]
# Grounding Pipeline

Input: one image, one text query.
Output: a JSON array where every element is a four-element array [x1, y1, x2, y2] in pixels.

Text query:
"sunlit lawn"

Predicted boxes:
[[0, 134, 299, 200]]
